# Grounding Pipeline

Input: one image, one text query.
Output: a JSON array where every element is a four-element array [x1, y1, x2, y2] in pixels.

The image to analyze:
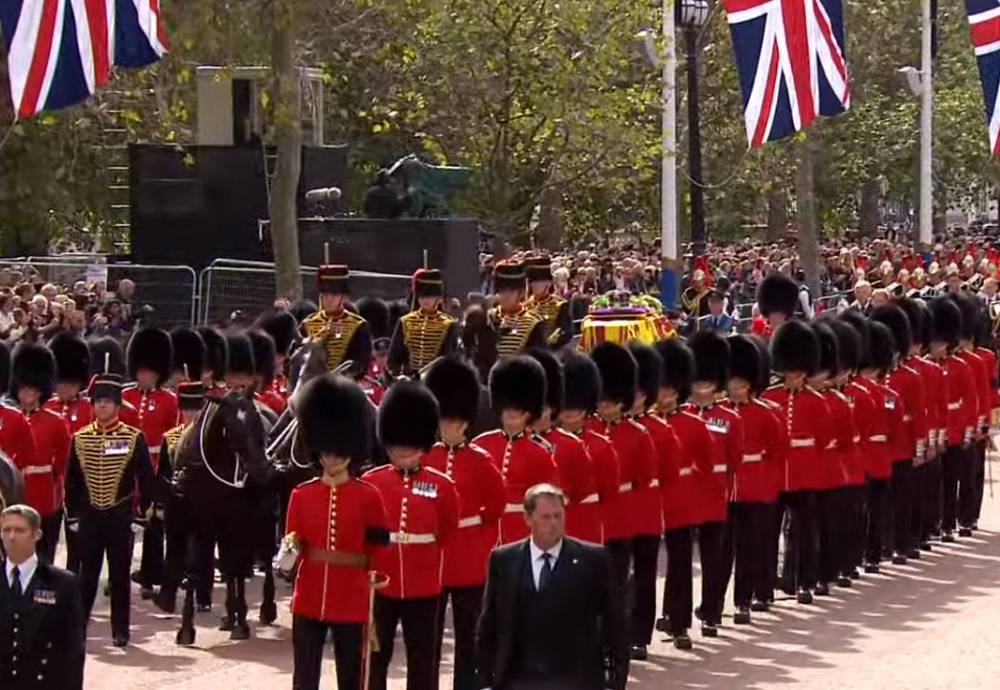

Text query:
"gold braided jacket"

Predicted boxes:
[[73, 422, 141, 510], [162, 423, 188, 468], [398, 310, 456, 372], [525, 294, 567, 341], [301, 309, 366, 370], [490, 306, 543, 358]]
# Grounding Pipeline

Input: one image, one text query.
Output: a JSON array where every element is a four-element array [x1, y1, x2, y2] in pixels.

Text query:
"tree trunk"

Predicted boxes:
[[796, 135, 820, 295], [858, 179, 880, 237], [534, 184, 565, 250], [766, 184, 786, 242], [269, 0, 303, 300]]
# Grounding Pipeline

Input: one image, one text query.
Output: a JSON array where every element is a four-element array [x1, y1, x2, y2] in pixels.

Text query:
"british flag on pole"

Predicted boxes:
[[722, 0, 851, 148], [965, 0, 1000, 155], [0, 0, 168, 119]]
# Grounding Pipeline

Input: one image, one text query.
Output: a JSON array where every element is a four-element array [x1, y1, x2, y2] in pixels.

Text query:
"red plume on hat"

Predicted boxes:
[[691, 256, 713, 287]]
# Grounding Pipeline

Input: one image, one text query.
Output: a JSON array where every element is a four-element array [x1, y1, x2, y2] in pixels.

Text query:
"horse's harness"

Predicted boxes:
[[197, 399, 249, 489]]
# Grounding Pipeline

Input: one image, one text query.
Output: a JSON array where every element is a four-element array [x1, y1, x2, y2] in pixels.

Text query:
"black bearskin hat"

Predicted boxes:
[[949, 292, 983, 342], [247, 330, 277, 383], [489, 355, 547, 418], [377, 381, 440, 451], [757, 273, 799, 318], [748, 335, 773, 393], [896, 298, 923, 353], [225, 333, 255, 377], [870, 303, 912, 359], [289, 299, 317, 324], [127, 328, 172, 384], [88, 336, 126, 377], [690, 330, 730, 391], [770, 320, 820, 375], [298, 374, 372, 467], [11, 342, 55, 399], [527, 348, 564, 414], [357, 297, 391, 342], [49, 332, 90, 389], [0, 341, 10, 394], [388, 300, 408, 336], [198, 327, 228, 381], [561, 350, 602, 413], [812, 322, 840, 375], [824, 318, 861, 373], [840, 309, 873, 370], [915, 300, 933, 350], [257, 310, 298, 357], [170, 327, 205, 382], [589, 342, 637, 409], [929, 296, 962, 346], [424, 357, 481, 425], [654, 338, 695, 402], [627, 342, 663, 406], [727, 335, 761, 389], [868, 320, 896, 373]]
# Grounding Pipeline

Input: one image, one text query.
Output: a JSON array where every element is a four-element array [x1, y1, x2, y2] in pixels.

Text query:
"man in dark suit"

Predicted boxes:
[[0, 504, 85, 690], [477, 484, 628, 690]]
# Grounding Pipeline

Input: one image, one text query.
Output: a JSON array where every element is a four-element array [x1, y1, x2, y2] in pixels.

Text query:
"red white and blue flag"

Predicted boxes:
[[723, 0, 850, 148], [0, 0, 167, 119], [965, 1, 1000, 155]]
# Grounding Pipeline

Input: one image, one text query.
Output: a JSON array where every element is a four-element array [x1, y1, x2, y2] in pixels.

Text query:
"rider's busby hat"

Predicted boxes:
[[871, 303, 912, 359], [357, 297, 391, 353], [812, 321, 840, 375], [655, 338, 695, 402], [88, 373, 123, 406], [561, 350, 601, 413], [127, 327, 172, 384], [590, 342, 637, 409], [50, 332, 90, 389], [839, 309, 873, 370], [225, 334, 255, 377], [770, 320, 820, 375], [424, 356, 481, 425], [949, 292, 982, 342], [11, 342, 55, 399], [413, 269, 444, 298], [298, 374, 372, 466], [176, 381, 205, 412], [198, 327, 228, 381], [247, 330, 277, 384], [88, 336, 126, 377], [489, 355, 547, 419], [869, 320, 897, 373], [377, 381, 440, 452], [757, 273, 799, 318], [527, 348, 564, 414], [317, 264, 350, 295], [257, 310, 298, 357], [690, 330, 730, 391], [824, 318, 861, 372], [494, 262, 527, 293], [929, 296, 962, 346], [627, 341, 662, 406], [525, 256, 554, 283], [169, 327, 206, 382], [727, 335, 761, 388]]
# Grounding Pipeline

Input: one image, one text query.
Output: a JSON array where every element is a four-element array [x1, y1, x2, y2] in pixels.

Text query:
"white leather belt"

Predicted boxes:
[[790, 438, 815, 448], [23, 465, 52, 476], [389, 532, 436, 544], [742, 453, 763, 463], [578, 494, 600, 504], [504, 503, 523, 514], [870, 434, 888, 442], [619, 482, 633, 492], [948, 401, 963, 410], [853, 436, 861, 443], [712, 464, 727, 473], [648, 479, 660, 488], [678, 467, 694, 477], [458, 515, 482, 529]]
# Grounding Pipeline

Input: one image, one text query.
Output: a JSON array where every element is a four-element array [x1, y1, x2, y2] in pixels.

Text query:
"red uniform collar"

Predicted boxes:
[[95, 419, 121, 432]]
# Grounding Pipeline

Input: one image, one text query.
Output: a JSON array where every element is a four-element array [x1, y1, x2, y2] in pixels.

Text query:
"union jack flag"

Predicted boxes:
[[0, 0, 168, 119], [966, 0, 1000, 154], [723, 0, 850, 148]]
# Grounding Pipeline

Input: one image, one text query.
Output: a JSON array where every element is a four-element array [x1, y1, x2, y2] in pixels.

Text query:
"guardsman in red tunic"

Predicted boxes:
[[124, 327, 179, 597], [364, 382, 460, 690], [684, 331, 744, 634], [722, 335, 784, 624], [653, 338, 711, 649], [474, 356, 558, 545], [357, 297, 394, 392], [586, 343, 658, 610], [763, 321, 831, 604], [423, 357, 505, 690], [972, 326, 998, 529], [756, 272, 801, 341], [256, 309, 298, 413], [283, 374, 389, 690], [247, 329, 281, 418], [557, 351, 620, 544]]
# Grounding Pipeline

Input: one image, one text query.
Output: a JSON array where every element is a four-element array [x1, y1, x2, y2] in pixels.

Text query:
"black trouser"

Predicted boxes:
[[865, 478, 891, 564], [815, 489, 843, 584], [605, 537, 632, 631], [292, 615, 364, 690], [970, 438, 988, 525], [942, 444, 972, 532], [65, 510, 81, 573], [370, 594, 441, 690], [78, 509, 133, 638], [661, 526, 693, 634], [778, 490, 817, 590], [630, 533, 660, 646], [37, 509, 61, 563], [891, 459, 913, 554], [924, 455, 943, 538], [910, 462, 927, 546], [435, 585, 483, 690], [697, 520, 726, 625], [722, 502, 773, 608], [138, 517, 165, 587], [840, 484, 866, 575]]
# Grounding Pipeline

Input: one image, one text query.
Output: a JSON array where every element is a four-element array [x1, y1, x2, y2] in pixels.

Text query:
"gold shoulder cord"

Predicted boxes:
[[75, 425, 138, 509]]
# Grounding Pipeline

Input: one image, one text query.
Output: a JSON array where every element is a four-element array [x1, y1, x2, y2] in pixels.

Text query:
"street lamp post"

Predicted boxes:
[[680, 0, 710, 260]]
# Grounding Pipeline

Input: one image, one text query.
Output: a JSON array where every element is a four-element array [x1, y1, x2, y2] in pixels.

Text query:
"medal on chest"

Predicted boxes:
[[412, 481, 438, 499], [104, 439, 130, 456]]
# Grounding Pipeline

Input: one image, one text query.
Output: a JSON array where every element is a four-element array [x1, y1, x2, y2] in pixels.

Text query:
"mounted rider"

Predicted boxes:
[[299, 264, 373, 378], [387, 268, 460, 377]]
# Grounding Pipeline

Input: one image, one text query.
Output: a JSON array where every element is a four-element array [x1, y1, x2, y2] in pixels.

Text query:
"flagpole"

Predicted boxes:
[[660, 0, 679, 310], [918, 0, 933, 249]]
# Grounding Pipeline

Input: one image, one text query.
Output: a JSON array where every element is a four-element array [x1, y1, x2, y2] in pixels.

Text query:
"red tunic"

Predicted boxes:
[[818, 389, 854, 490], [885, 363, 927, 463], [122, 386, 179, 473], [44, 395, 94, 435], [363, 464, 460, 600], [540, 427, 606, 543], [761, 385, 832, 492], [21, 408, 71, 516], [660, 409, 714, 529], [0, 405, 40, 505], [629, 413, 675, 537], [915, 358, 947, 458], [285, 477, 388, 623], [562, 427, 620, 543], [957, 349, 990, 434], [723, 398, 785, 503], [423, 442, 505, 587], [683, 402, 744, 523], [975, 346, 999, 416], [359, 377, 386, 406], [941, 354, 976, 446], [473, 430, 558, 545], [843, 380, 876, 485], [260, 374, 289, 415]]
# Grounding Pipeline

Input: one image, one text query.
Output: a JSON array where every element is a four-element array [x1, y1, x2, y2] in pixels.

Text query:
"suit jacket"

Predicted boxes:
[[476, 537, 628, 690], [0, 560, 85, 690]]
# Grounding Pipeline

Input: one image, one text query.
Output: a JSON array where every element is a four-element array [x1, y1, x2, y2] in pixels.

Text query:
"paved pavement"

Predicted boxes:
[[85, 467, 1000, 689]]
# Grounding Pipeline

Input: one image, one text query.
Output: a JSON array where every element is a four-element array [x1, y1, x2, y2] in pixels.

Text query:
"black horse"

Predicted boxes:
[[0, 453, 24, 510]]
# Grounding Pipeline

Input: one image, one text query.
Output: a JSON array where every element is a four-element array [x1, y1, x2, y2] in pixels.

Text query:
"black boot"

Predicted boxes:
[[814, 582, 830, 596], [673, 632, 693, 650], [733, 606, 751, 625], [796, 588, 813, 605], [701, 623, 718, 638], [836, 575, 852, 588], [750, 598, 769, 613], [941, 530, 956, 543], [864, 562, 880, 574], [655, 616, 669, 633], [630, 645, 648, 661], [958, 527, 973, 538], [891, 552, 908, 565]]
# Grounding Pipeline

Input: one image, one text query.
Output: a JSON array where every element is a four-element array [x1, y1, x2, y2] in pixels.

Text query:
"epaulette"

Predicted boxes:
[[123, 382, 138, 392], [470, 430, 494, 446], [625, 417, 650, 434], [468, 442, 493, 460], [766, 383, 783, 392], [900, 363, 919, 376], [423, 465, 452, 482], [529, 433, 554, 453]]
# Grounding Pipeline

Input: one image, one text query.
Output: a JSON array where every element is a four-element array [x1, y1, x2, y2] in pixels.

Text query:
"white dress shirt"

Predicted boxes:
[[529, 538, 563, 590], [5, 553, 39, 591]]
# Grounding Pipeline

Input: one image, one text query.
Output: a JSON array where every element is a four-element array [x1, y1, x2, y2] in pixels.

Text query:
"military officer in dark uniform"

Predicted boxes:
[[485, 262, 547, 364], [65, 372, 154, 647], [298, 265, 373, 377], [524, 256, 573, 348], [388, 269, 460, 377]]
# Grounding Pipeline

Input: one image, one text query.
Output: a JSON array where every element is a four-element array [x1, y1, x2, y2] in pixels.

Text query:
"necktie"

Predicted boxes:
[[538, 552, 553, 591], [11, 566, 21, 597]]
